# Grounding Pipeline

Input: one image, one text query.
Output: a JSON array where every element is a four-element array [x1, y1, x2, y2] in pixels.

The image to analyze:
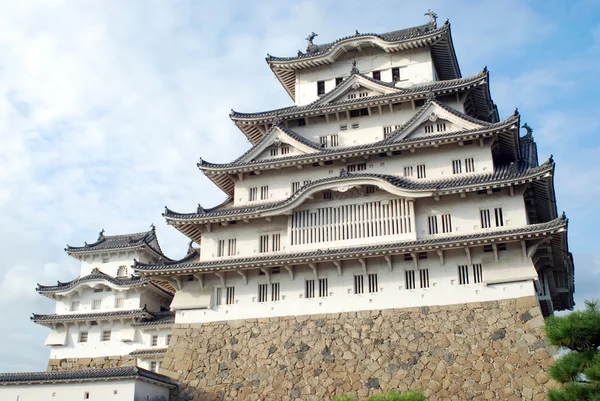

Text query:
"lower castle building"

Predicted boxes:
[[0, 11, 574, 401]]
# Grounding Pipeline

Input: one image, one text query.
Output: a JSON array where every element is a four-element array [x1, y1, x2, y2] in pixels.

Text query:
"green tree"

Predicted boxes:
[[545, 299, 600, 401]]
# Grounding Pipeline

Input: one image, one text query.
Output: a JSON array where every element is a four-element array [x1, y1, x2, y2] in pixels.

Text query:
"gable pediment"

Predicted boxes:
[[316, 74, 399, 105], [237, 125, 321, 164], [387, 100, 488, 142]]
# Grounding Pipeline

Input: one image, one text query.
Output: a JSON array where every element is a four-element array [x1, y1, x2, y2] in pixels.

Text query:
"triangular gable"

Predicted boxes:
[[235, 125, 321, 164], [316, 74, 400, 105], [386, 100, 488, 142]]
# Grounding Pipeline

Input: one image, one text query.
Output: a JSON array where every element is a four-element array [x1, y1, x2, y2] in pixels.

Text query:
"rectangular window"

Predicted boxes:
[[102, 330, 111, 342], [465, 158, 475, 173], [215, 287, 222, 306], [114, 298, 124, 309], [494, 207, 504, 227], [166, 334, 172, 345], [271, 283, 280, 301], [428, 216, 439, 235], [71, 301, 79, 312], [323, 190, 332, 200], [405, 270, 416, 290], [340, 124, 348, 131], [281, 146, 290, 155], [419, 269, 430, 288], [383, 126, 393, 138], [272, 234, 281, 251], [365, 185, 377, 194], [150, 361, 158, 372], [319, 278, 328, 297], [320, 134, 339, 148], [217, 240, 225, 257], [480, 209, 491, 229], [437, 123, 446, 132], [249, 187, 257, 201], [452, 159, 462, 174], [298, 118, 306, 126], [351, 123, 359, 129], [350, 108, 369, 118], [368, 273, 378, 293], [424, 124, 434, 134], [84, 392, 90, 399], [226, 286, 235, 305], [270, 148, 278, 157], [441, 214, 452, 233], [403, 166, 414, 177], [347, 93, 356, 100], [372, 70, 381, 80], [330, 134, 339, 147], [335, 77, 343, 86], [416, 164, 426, 179], [392, 67, 400, 81], [414, 99, 426, 107], [305, 279, 315, 299], [259, 235, 269, 253], [317, 80, 325, 95], [347, 163, 367, 172], [92, 299, 102, 310], [303, 180, 311, 186], [354, 275, 364, 294], [228, 239, 237, 256], [260, 186, 269, 200], [472, 264, 483, 284], [258, 284, 268, 303], [458, 265, 470, 285], [292, 181, 300, 192], [79, 331, 88, 343], [93, 288, 103, 293], [359, 91, 369, 98], [151, 335, 158, 347]]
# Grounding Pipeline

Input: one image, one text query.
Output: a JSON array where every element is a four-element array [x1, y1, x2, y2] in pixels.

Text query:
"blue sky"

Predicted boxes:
[[0, 0, 598, 372]]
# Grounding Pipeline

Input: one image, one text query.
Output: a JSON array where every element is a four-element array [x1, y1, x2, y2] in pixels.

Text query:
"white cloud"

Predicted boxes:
[[0, 0, 597, 372]]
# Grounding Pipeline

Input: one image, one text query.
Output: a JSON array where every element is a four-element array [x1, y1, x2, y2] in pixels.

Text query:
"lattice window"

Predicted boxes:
[[480, 208, 503, 228], [348, 93, 357, 100], [102, 330, 111, 342], [215, 287, 222, 306], [92, 299, 102, 310], [415, 99, 426, 107], [465, 158, 475, 173], [290, 199, 413, 245], [323, 190, 332, 200], [319, 278, 328, 297], [472, 264, 483, 284], [281, 146, 290, 155], [392, 67, 400, 81], [347, 163, 366, 172], [340, 124, 348, 131], [494, 207, 504, 227], [403, 166, 414, 177], [150, 361, 158, 372], [152, 335, 158, 346], [317, 80, 325, 95], [480, 209, 491, 229], [292, 181, 300, 192], [350, 108, 369, 118], [217, 240, 225, 257], [351, 123, 360, 129], [226, 287, 235, 305], [441, 214, 452, 233], [272, 234, 281, 251], [270, 148, 278, 157], [303, 180, 311, 186], [114, 298, 124, 308], [424, 124, 434, 134], [71, 301, 79, 312], [458, 265, 470, 285], [428, 216, 439, 235], [372, 71, 381, 80], [258, 284, 268, 303], [271, 283, 280, 301], [79, 331, 88, 343], [452, 159, 462, 174], [437, 123, 446, 132], [228, 239, 237, 256], [260, 186, 269, 200], [249, 187, 257, 201], [259, 235, 269, 253], [354, 275, 364, 294], [405, 270, 416, 290], [368, 273, 378, 293], [419, 269, 430, 288], [305, 280, 315, 299], [416, 164, 426, 179], [365, 185, 377, 194], [336, 77, 343, 86]]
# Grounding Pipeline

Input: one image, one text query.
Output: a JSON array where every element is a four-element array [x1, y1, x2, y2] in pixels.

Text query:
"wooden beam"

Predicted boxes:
[[284, 265, 294, 281], [384, 255, 392, 272], [193, 274, 204, 290], [215, 272, 226, 287], [333, 260, 342, 276], [410, 253, 419, 270], [521, 240, 527, 261], [465, 247, 472, 266], [492, 243, 499, 263], [237, 172, 243, 182], [260, 268, 271, 285], [309, 262, 318, 280], [437, 250, 445, 266], [237, 270, 247, 285]]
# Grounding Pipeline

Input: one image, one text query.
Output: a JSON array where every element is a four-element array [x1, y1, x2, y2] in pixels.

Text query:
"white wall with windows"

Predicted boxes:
[[78, 251, 155, 278], [177, 245, 536, 324], [0, 379, 170, 401], [294, 48, 435, 105]]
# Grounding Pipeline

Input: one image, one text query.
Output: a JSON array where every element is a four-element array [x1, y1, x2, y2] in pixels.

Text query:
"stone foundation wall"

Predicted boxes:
[[161, 296, 557, 401], [47, 355, 136, 371]]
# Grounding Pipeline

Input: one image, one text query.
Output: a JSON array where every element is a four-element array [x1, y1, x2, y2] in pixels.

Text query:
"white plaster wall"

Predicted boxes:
[[79, 251, 153, 277], [295, 48, 434, 105], [54, 286, 142, 314], [0, 380, 136, 401], [134, 380, 170, 401], [234, 141, 494, 206], [177, 245, 537, 324]]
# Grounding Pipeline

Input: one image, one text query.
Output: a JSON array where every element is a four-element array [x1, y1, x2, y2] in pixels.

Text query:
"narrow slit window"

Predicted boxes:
[[272, 234, 281, 251], [416, 164, 426, 179], [317, 80, 325, 95], [323, 190, 332, 200], [217, 240, 225, 257], [424, 124, 434, 134], [226, 286, 235, 305], [260, 186, 269, 200], [437, 123, 446, 132], [271, 283, 280, 301], [368, 273, 378, 293], [318, 278, 328, 297], [441, 214, 452, 233], [228, 239, 237, 256], [292, 181, 300, 192], [270, 148, 278, 157], [92, 299, 102, 310], [249, 187, 257, 201], [405, 270, 416, 290], [452, 159, 462, 174], [472, 264, 483, 284], [305, 279, 315, 299], [494, 208, 504, 227], [258, 284, 268, 303], [403, 166, 414, 177], [259, 235, 269, 253], [480, 209, 491, 229], [428, 216, 439, 235], [465, 158, 475, 173], [419, 269, 430, 288], [114, 298, 124, 308], [458, 265, 470, 285], [354, 275, 364, 294]]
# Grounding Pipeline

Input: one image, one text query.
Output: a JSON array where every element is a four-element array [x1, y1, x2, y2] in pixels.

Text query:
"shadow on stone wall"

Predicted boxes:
[[162, 296, 556, 401]]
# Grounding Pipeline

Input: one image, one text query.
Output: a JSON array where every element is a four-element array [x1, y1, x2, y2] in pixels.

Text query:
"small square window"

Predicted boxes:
[[151, 335, 158, 347], [79, 332, 88, 343], [84, 392, 90, 399]]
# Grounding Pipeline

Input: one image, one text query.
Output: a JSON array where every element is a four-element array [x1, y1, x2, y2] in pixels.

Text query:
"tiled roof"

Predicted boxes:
[[0, 366, 178, 388], [230, 70, 488, 121], [31, 308, 152, 324], [130, 347, 168, 357], [200, 106, 517, 171], [36, 269, 145, 293], [520, 128, 539, 168], [131, 311, 175, 327], [136, 216, 568, 274], [65, 227, 170, 260], [267, 22, 439, 62], [166, 160, 553, 222]]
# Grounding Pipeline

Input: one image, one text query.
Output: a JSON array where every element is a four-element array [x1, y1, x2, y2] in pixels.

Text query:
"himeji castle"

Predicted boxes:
[[0, 11, 575, 401]]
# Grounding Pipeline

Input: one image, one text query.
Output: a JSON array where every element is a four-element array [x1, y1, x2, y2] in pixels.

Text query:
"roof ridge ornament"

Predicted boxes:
[[272, 112, 281, 126], [426, 91, 436, 101], [98, 229, 105, 240], [355, 30, 360, 36], [522, 123, 534, 138], [339, 168, 350, 177], [306, 32, 318, 53], [424, 9, 438, 25], [197, 204, 205, 214], [350, 59, 359, 75]]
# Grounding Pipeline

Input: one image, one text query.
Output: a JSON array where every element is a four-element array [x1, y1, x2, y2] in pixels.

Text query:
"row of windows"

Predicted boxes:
[[70, 297, 125, 312], [78, 331, 171, 345], [217, 239, 237, 257], [427, 208, 504, 235], [249, 186, 269, 201], [259, 234, 281, 253], [218, 266, 485, 305], [316, 67, 408, 95], [452, 158, 475, 174], [424, 123, 447, 134], [403, 164, 427, 179], [270, 146, 290, 157]]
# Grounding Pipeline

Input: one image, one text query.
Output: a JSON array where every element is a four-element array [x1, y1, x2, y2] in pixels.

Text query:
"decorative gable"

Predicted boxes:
[[316, 74, 398, 105], [236, 125, 321, 164]]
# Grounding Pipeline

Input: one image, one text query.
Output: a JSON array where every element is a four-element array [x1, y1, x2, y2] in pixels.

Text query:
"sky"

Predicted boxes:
[[0, 0, 598, 373]]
